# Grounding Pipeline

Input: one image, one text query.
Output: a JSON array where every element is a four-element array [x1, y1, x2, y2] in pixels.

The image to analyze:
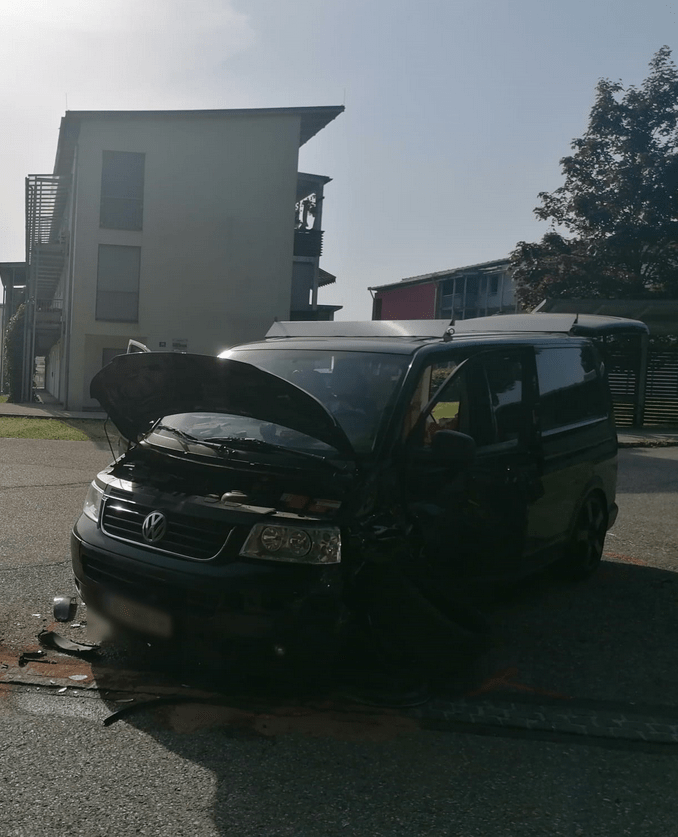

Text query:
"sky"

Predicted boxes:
[[1, 0, 677, 318]]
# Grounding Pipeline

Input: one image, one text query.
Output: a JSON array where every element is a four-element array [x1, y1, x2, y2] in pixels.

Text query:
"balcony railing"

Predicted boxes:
[[36, 297, 63, 313], [294, 228, 324, 258]]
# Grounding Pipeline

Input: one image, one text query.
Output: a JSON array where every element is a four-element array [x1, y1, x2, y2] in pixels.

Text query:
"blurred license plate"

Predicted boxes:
[[105, 593, 173, 638]]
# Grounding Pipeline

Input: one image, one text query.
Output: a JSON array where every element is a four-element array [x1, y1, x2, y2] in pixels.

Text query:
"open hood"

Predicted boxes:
[[90, 352, 355, 456]]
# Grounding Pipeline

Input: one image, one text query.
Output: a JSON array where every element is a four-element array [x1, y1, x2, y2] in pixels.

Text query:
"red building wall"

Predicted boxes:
[[374, 282, 437, 319]]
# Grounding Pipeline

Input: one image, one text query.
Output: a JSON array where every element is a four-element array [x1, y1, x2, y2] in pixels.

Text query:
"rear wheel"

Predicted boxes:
[[559, 493, 607, 581]]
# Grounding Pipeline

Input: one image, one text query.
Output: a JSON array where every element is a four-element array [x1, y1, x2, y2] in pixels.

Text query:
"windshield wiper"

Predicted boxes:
[[152, 426, 264, 456], [202, 436, 342, 466], [152, 423, 204, 451], [151, 427, 349, 468]]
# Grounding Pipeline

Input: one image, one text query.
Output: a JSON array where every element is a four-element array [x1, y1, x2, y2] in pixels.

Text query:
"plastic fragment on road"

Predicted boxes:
[[68, 674, 88, 681], [53, 596, 78, 622], [18, 651, 47, 667], [104, 696, 196, 727], [38, 630, 100, 657]]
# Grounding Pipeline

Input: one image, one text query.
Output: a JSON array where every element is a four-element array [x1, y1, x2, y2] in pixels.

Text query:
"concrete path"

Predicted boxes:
[[0, 397, 106, 421]]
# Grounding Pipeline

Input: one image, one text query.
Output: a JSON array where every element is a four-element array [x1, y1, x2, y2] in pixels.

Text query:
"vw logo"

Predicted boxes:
[[141, 511, 167, 544]]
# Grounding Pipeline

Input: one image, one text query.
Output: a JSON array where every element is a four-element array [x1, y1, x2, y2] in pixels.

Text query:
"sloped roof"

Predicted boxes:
[[318, 268, 336, 287], [369, 258, 510, 293], [0, 262, 26, 290], [54, 106, 344, 176]]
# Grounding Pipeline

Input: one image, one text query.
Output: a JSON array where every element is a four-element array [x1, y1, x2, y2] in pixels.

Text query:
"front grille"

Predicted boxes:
[[101, 497, 233, 561]]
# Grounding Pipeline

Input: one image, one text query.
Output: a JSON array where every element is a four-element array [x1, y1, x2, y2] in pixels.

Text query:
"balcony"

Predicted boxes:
[[34, 297, 63, 354], [293, 228, 324, 258]]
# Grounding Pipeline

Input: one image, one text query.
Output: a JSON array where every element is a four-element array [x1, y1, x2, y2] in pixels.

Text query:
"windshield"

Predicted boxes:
[[222, 348, 410, 453], [149, 411, 338, 457]]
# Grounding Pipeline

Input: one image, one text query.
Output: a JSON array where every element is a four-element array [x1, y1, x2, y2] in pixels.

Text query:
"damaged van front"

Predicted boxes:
[[73, 315, 631, 676], [71, 349, 410, 663]]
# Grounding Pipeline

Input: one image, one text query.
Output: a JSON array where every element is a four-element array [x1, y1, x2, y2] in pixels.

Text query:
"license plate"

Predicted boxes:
[[105, 593, 173, 639]]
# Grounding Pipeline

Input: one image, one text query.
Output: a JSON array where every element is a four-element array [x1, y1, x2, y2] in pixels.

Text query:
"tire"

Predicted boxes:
[[559, 493, 608, 581]]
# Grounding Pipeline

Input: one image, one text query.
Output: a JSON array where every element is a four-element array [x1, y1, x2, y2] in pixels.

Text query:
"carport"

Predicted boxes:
[[535, 299, 678, 427]]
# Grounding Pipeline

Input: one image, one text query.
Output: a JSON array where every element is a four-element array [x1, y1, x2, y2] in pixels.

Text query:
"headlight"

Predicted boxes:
[[240, 523, 341, 564], [83, 481, 105, 523]]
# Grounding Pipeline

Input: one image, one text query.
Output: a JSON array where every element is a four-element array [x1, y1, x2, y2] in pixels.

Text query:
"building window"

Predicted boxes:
[[96, 244, 140, 322], [441, 278, 456, 297], [100, 150, 145, 230]]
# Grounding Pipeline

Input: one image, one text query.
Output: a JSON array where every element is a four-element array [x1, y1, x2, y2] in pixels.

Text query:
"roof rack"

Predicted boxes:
[[449, 313, 649, 337], [266, 320, 453, 339], [265, 314, 649, 342]]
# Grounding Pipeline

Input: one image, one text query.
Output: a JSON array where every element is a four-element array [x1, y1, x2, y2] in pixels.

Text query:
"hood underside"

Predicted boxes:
[[90, 352, 355, 455]]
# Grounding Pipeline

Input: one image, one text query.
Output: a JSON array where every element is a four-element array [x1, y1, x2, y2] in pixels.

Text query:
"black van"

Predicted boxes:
[[72, 314, 647, 665]]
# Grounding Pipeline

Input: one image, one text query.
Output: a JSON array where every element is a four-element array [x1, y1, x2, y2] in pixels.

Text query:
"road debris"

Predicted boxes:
[[18, 650, 47, 667], [103, 696, 195, 727], [53, 596, 78, 622], [38, 630, 99, 657]]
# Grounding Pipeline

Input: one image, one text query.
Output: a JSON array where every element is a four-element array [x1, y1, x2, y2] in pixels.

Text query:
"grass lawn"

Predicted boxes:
[[0, 417, 113, 442], [0, 395, 8, 404]]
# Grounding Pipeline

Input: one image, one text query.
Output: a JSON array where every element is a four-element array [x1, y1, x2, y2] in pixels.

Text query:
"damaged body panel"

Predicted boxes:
[[90, 352, 355, 454], [72, 315, 638, 672]]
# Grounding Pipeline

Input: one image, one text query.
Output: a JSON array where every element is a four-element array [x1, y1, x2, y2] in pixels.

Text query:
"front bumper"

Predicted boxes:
[[607, 501, 619, 530], [71, 514, 346, 659]]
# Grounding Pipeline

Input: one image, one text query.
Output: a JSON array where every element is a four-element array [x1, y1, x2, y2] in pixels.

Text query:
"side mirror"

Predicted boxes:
[[431, 429, 476, 464]]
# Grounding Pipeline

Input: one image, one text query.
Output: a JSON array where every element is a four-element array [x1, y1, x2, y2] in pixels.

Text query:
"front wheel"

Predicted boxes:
[[558, 493, 608, 581]]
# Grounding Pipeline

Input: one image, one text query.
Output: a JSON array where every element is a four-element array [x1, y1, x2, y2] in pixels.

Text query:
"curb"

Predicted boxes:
[[618, 439, 678, 448], [407, 696, 678, 746]]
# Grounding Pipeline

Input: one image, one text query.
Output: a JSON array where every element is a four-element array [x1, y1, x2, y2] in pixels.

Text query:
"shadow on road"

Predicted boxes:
[[85, 557, 678, 708], [466, 558, 678, 706], [76, 558, 678, 834]]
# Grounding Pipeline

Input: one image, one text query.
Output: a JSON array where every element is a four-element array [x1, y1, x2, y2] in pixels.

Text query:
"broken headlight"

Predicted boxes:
[[240, 523, 341, 565], [83, 481, 105, 523]]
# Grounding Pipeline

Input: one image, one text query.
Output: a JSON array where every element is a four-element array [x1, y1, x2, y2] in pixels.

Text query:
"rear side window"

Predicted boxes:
[[536, 346, 608, 432]]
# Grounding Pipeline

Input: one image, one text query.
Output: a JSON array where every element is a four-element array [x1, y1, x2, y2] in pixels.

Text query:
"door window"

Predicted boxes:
[[484, 352, 525, 444], [406, 350, 528, 451]]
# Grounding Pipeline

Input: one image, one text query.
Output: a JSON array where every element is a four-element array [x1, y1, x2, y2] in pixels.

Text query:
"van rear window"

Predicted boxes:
[[536, 346, 608, 431]]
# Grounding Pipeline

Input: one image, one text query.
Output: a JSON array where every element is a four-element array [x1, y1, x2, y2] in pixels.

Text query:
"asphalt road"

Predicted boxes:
[[1, 438, 677, 836], [608, 446, 678, 570]]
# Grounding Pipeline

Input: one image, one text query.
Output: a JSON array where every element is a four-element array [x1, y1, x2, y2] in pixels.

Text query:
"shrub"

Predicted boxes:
[[3, 303, 26, 402]]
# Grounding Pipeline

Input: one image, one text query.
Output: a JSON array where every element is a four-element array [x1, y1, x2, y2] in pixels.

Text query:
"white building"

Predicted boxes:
[[21, 106, 343, 409]]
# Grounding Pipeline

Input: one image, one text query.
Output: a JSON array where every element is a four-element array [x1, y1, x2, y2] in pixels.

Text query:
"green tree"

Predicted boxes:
[[512, 46, 678, 309], [3, 302, 26, 402]]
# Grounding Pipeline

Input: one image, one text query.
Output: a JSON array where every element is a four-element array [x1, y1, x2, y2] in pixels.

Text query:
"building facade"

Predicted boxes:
[[370, 259, 516, 321], [22, 106, 343, 409]]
